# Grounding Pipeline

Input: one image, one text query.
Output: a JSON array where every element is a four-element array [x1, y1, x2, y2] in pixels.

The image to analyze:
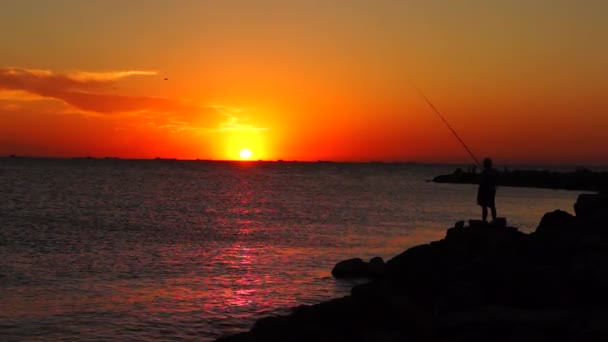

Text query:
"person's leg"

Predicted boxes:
[[491, 206, 497, 221], [482, 206, 488, 222]]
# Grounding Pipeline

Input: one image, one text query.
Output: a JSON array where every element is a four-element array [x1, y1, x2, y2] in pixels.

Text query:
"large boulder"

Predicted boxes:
[[536, 210, 575, 235], [445, 222, 525, 261], [332, 257, 386, 279], [386, 244, 445, 300], [331, 258, 368, 278], [368, 257, 387, 277]]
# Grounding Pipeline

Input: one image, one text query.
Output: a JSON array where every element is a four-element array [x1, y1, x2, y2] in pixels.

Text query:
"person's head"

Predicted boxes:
[[483, 158, 493, 169]]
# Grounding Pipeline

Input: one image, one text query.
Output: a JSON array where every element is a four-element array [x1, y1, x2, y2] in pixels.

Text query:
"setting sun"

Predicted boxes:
[[239, 148, 253, 160]]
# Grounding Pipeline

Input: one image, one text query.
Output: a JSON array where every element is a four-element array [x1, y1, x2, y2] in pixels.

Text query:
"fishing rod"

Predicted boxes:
[[415, 87, 482, 167]]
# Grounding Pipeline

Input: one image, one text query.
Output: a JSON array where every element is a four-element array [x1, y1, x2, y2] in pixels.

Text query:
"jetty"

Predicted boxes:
[[432, 168, 608, 192]]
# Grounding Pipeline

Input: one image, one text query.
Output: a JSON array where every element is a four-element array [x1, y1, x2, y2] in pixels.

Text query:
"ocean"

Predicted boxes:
[[0, 158, 585, 341]]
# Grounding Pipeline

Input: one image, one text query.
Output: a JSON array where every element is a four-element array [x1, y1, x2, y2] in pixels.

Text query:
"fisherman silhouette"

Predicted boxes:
[[477, 158, 498, 222]]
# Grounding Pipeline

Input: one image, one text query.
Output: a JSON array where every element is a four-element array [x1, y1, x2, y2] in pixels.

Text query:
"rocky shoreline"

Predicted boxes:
[[216, 193, 608, 342], [432, 169, 608, 192]]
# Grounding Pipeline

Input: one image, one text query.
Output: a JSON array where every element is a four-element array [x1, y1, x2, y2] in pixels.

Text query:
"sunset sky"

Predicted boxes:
[[1, 0, 606, 163]]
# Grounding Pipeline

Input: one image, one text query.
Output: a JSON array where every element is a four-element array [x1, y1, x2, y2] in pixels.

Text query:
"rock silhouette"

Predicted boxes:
[[331, 257, 386, 279], [216, 193, 608, 342]]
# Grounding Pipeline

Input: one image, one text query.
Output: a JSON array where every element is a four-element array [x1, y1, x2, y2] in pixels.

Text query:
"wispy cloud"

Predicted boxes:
[[213, 114, 269, 133], [0, 89, 48, 101], [67, 70, 157, 82], [0, 67, 193, 114], [1, 103, 20, 111], [0, 67, 268, 134], [205, 104, 269, 133]]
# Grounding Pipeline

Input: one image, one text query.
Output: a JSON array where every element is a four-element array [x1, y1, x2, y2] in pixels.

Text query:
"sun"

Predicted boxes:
[[239, 148, 253, 160]]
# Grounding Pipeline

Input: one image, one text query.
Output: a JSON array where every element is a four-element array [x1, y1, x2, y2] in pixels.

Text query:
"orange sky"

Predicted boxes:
[[1, 0, 607, 163]]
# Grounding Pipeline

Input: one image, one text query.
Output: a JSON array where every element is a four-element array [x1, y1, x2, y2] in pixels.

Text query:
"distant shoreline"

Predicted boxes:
[[2, 156, 607, 169]]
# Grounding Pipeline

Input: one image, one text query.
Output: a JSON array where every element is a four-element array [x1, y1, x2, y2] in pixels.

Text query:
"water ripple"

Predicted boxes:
[[0, 159, 582, 340]]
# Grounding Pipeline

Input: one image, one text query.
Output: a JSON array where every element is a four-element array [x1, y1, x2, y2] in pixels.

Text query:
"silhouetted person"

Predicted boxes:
[[477, 158, 497, 222]]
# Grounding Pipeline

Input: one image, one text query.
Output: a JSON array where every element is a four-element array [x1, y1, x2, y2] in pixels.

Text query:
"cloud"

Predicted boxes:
[[67, 70, 157, 82], [0, 67, 193, 114], [213, 114, 269, 133], [1, 103, 20, 111], [0, 89, 47, 101], [0, 67, 268, 134]]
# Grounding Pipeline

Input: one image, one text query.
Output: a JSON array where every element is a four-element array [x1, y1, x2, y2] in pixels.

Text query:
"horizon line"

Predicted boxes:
[[1, 155, 607, 167]]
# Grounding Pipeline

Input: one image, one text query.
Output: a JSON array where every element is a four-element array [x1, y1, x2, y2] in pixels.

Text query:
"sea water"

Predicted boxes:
[[0, 159, 584, 341]]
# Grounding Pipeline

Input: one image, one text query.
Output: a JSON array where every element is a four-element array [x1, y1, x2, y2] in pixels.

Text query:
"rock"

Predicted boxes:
[[369, 256, 387, 277], [490, 217, 507, 228], [249, 296, 384, 341], [469, 220, 486, 228], [573, 310, 608, 341], [536, 210, 575, 235], [249, 315, 290, 340], [576, 203, 608, 235], [331, 257, 387, 279], [576, 233, 608, 251], [568, 252, 608, 307], [217, 194, 608, 342], [437, 306, 570, 332], [443, 226, 476, 256], [331, 258, 369, 278], [574, 193, 608, 218], [370, 256, 385, 265], [445, 224, 523, 263], [434, 280, 485, 314], [215, 332, 253, 342], [351, 281, 381, 298], [507, 325, 549, 342]]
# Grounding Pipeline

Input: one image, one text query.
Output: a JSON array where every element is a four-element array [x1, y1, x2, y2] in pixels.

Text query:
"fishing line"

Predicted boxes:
[[415, 87, 481, 167]]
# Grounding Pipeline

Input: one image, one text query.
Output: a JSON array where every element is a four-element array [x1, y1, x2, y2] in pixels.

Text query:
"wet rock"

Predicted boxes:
[[332, 258, 368, 278], [332, 257, 387, 279]]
